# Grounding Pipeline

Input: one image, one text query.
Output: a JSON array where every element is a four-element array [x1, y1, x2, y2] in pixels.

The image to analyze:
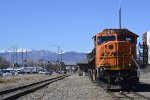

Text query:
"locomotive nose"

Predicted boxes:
[[103, 41, 135, 68], [117, 42, 135, 67]]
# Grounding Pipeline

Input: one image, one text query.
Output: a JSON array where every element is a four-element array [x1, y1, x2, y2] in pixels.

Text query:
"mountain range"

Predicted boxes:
[[0, 49, 88, 65]]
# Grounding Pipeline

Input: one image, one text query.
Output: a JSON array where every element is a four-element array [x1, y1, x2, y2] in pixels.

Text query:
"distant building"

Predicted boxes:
[[77, 60, 89, 76], [138, 31, 149, 67]]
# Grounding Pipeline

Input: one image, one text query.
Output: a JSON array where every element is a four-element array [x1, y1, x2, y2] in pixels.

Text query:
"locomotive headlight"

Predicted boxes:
[[129, 63, 131, 67], [105, 63, 110, 67]]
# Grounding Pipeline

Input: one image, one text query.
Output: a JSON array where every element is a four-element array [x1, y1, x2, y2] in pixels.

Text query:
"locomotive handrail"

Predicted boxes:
[[99, 46, 106, 66], [131, 55, 140, 69], [129, 45, 132, 65], [123, 45, 132, 68], [123, 54, 125, 67], [131, 55, 140, 77]]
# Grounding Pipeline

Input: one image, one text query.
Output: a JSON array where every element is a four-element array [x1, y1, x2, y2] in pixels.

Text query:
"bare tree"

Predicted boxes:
[[0, 56, 9, 69]]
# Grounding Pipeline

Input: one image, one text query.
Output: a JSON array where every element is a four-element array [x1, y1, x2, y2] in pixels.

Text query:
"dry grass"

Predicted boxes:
[[23, 77, 43, 81], [0, 77, 21, 84], [0, 74, 47, 84], [23, 77, 35, 80], [23, 74, 46, 81], [0, 77, 10, 84]]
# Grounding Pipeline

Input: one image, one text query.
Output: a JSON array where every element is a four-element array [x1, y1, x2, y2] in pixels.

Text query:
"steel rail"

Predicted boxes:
[[120, 91, 134, 100], [0, 74, 69, 100], [108, 91, 150, 100], [108, 91, 121, 100], [131, 92, 150, 100]]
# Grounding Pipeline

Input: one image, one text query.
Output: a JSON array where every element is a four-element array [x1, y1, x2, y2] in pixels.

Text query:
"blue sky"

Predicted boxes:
[[0, 0, 150, 52]]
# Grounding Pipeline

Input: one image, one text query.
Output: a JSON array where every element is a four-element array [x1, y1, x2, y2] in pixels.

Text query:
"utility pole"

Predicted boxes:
[[50, 45, 60, 62], [61, 50, 63, 62], [16, 47, 18, 65], [26, 49, 27, 67], [13, 46, 15, 66], [50, 45, 61, 72], [26, 49, 27, 61], [58, 47, 60, 62], [22, 48, 24, 67], [10, 47, 12, 68]]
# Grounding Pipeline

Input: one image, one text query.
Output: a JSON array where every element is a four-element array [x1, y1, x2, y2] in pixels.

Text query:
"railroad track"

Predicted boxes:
[[109, 90, 150, 100], [131, 92, 150, 100], [0, 74, 69, 100]]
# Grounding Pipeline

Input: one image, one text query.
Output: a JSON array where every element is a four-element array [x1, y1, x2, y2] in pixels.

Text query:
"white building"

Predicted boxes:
[[146, 31, 150, 64], [139, 31, 149, 65]]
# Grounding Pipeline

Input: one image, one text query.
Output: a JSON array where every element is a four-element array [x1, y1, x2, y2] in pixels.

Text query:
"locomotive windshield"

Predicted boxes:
[[118, 35, 135, 43], [98, 36, 116, 44]]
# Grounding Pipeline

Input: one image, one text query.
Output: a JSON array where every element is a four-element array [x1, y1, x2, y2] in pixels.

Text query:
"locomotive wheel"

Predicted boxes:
[[107, 75, 111, 88], [92, 70, 98, 83], [132, 77, 139, 88], [135, 77, 139, 84], [88, 70, 92, 79], [92, 72, 96, 82], [90, 70, 94, 81], [89, 70, 94, 81], [95, 70, 98, 83]]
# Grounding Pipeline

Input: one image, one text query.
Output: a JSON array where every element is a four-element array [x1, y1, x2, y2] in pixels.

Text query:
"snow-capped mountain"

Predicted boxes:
[[0, 49, 87, 64], [0, 48, 32, 53]]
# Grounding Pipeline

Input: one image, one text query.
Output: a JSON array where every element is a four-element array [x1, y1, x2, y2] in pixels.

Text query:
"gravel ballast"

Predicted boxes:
[[18, 74, 113, 100], [1, 72, 150, 100], [0, 73, 59, 92], [138, 71, 150, 99]]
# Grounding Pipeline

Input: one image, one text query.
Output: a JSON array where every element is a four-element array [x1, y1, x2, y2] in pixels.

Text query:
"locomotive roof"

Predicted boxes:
[[92, 29, 139, 39], [101, 29, 139, 37]]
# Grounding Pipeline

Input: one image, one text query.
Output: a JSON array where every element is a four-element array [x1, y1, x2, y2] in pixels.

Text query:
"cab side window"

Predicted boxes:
[[118, 35, 135, 43], [98, 36, 116, 44]]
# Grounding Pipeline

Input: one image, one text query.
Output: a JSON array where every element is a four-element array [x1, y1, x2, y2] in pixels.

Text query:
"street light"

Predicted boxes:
[[60, 49, 63, 62], [50, 45, 62, 72], [50, 45, 60, 62]]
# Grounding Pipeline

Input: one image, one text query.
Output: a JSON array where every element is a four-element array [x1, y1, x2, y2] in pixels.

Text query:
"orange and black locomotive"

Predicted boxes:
[[88, 29, 140, 89]]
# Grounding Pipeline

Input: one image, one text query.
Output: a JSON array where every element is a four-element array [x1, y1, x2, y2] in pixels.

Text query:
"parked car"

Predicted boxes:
[[59, 70, 67, 74], [18, 70, 25, 74], [23, 67, 34, 74], [45, 70, 52, 75], [2, 70, 12, 76], [0, 71, 3, 76], [39, 71, 47, 74], [39, 71, 52, 75], [11, 70, 18, 75]]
